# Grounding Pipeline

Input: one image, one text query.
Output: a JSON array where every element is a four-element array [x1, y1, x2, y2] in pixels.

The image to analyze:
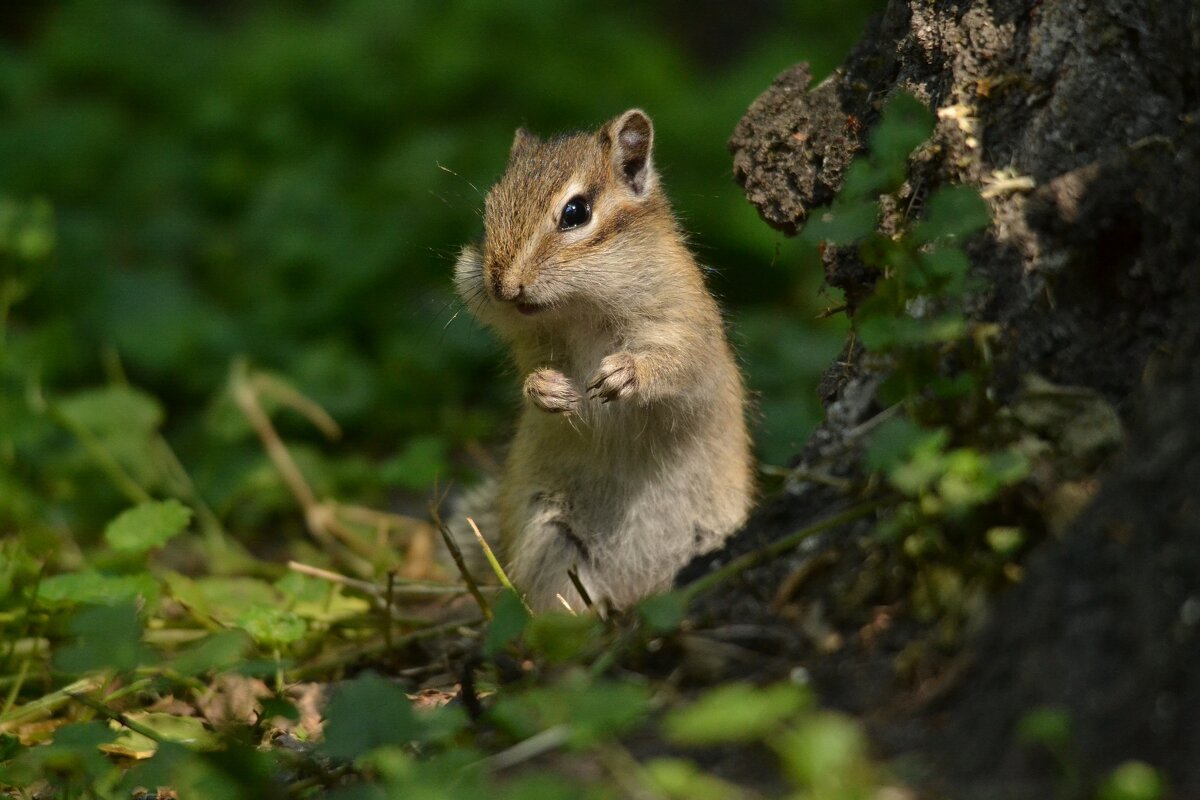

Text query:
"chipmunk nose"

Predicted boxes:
[[492, 274, 526, 302]]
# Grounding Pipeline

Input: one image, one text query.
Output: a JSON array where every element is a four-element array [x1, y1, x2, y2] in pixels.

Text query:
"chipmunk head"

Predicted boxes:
[[465, 109, 669, 318]]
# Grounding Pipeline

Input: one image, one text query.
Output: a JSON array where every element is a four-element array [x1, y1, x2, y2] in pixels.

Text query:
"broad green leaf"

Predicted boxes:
[[56, 385, 164, 438], [869, 92, 935, 188], [170, 630, 254, 676], [663, 682, 810, 745], [0, 722, 114, 790], [865, 417, 948, 474], [322, 672, 423, 760], [857, 312, 967, 351], [913, 185, 991, 244], [488, 678, 650, 747], [986, 526, 1025, 555], [164, 573, 281, 625], [638, 591, 688, 634], [103, 712, 216, 757], [55, 601, 154, 674], [1099, 761, 1166, 800], [777, 712, 868, 789], [235, 607, 307, 647], [38, 570, 160, 608], [484, 588, 530, 656], [645, 758, 742, 800], [1017, 707, 1072, 748], [104, 499, 193, 554], [380, 435, 449, 491], [524, 611, 603, 663], [558, 679, 650, 746], [802, 200, 878, 245]]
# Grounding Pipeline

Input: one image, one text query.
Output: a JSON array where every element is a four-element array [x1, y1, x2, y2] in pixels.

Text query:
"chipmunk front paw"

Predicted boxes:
[[524, 369, 582, 414], [587, 353, 640, 403]]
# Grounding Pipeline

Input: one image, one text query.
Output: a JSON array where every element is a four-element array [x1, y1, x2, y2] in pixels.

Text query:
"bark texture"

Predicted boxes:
[[689, 1, 1200, 796]]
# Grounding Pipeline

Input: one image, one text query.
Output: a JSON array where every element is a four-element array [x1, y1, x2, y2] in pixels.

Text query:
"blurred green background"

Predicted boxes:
[[0, 0, 881, 550]]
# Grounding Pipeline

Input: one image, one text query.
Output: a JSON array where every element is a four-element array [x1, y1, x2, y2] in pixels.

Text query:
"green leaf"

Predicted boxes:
[[777, 712, 868, 790], [524, 612, 603, 663], [645, 758, 743, 800], [558, 679, 650, 746], [986, 526, 1025, 555], [104, 499, 193, 554], [913, 185, 991, 244], [56, 385, 164, 438], [857, 312, 967, 351], [663, 682, 811, 745], [38, 570, 160, 608], [484, 588, 530, 656], [865, 417, 948, 474], [380, 435, 449, 491], [55, 601, 154, 675], [1017, 707, 1072, 748], [638, 591, 688, 634], [0, 722, 115, 790], [163, 573, 281, 625], [1099, 761, 1166, 800], [170, 630, 254, 676], [105, 712, 217, 756], [802, 200, 879, 245], [868, 92, 935, 188], [322, 672, 423, 760], [235, 607, 307, 648]]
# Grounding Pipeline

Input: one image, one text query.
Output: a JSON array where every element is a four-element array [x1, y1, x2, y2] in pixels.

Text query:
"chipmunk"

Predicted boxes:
[[453, 109, 753, 612]]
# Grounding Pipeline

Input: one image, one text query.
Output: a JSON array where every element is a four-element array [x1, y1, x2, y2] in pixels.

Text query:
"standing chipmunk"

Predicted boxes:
[[453, 109, 752, 612]]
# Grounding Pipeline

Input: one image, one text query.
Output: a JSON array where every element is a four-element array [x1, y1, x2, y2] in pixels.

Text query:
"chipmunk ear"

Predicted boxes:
[[609, 109, 655, 196], [510, 127, 538, 158]]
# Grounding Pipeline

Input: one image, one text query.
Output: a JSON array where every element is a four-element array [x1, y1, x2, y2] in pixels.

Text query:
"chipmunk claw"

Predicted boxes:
[[525, 369, 582, 414], [587, 353, 639, 403]]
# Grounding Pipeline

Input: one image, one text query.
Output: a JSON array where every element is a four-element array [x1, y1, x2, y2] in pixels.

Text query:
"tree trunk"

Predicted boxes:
[[688, 1, 1200, 796]]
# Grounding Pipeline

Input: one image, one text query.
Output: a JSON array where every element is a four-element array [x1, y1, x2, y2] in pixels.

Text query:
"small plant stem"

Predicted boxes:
[[468, 517, 532, 614], [36, 390, 151, 504], [567, 566, 594, 609], [681, 499, 887, 601], [0, 677, 104, 729], [100, 676, 154, 706], [477, 723, 571, 771], [66, 691, 166, 743], [231, 359, 374, 578], [430, 504, 492, 620], [1, 657, 31, 717], [285, 616, 480, 681]]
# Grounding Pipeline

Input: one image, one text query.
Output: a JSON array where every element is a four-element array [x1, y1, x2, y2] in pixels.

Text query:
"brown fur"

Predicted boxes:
[[453, 109, 753, 612]]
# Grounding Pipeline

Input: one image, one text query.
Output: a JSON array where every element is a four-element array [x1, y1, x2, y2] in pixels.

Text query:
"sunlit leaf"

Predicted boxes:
[[38, 570, 160, 608], [645, 758, 743, 800], [235, 607, 307, 647], [663, 682, 810, 745], [104, 499, 193, 554], [777, 712, 869, 789], [1099, 761, 1167, 800]]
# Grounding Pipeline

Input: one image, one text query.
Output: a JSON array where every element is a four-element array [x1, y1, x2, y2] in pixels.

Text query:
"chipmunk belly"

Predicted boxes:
[[498, 390, 745, 611]]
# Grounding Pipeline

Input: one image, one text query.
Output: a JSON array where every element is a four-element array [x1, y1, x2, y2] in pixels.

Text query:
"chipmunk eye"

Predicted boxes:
[[558, 195, 591, 230]]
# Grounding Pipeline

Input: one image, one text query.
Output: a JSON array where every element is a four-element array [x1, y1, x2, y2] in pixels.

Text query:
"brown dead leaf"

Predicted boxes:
[[196, 673, 270, 728], [267, 682, 325, 739], [407, 687, 458, 710]]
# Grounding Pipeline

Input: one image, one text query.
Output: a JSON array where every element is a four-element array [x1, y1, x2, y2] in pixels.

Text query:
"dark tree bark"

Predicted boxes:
[[686, 1, 1200, 796]]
